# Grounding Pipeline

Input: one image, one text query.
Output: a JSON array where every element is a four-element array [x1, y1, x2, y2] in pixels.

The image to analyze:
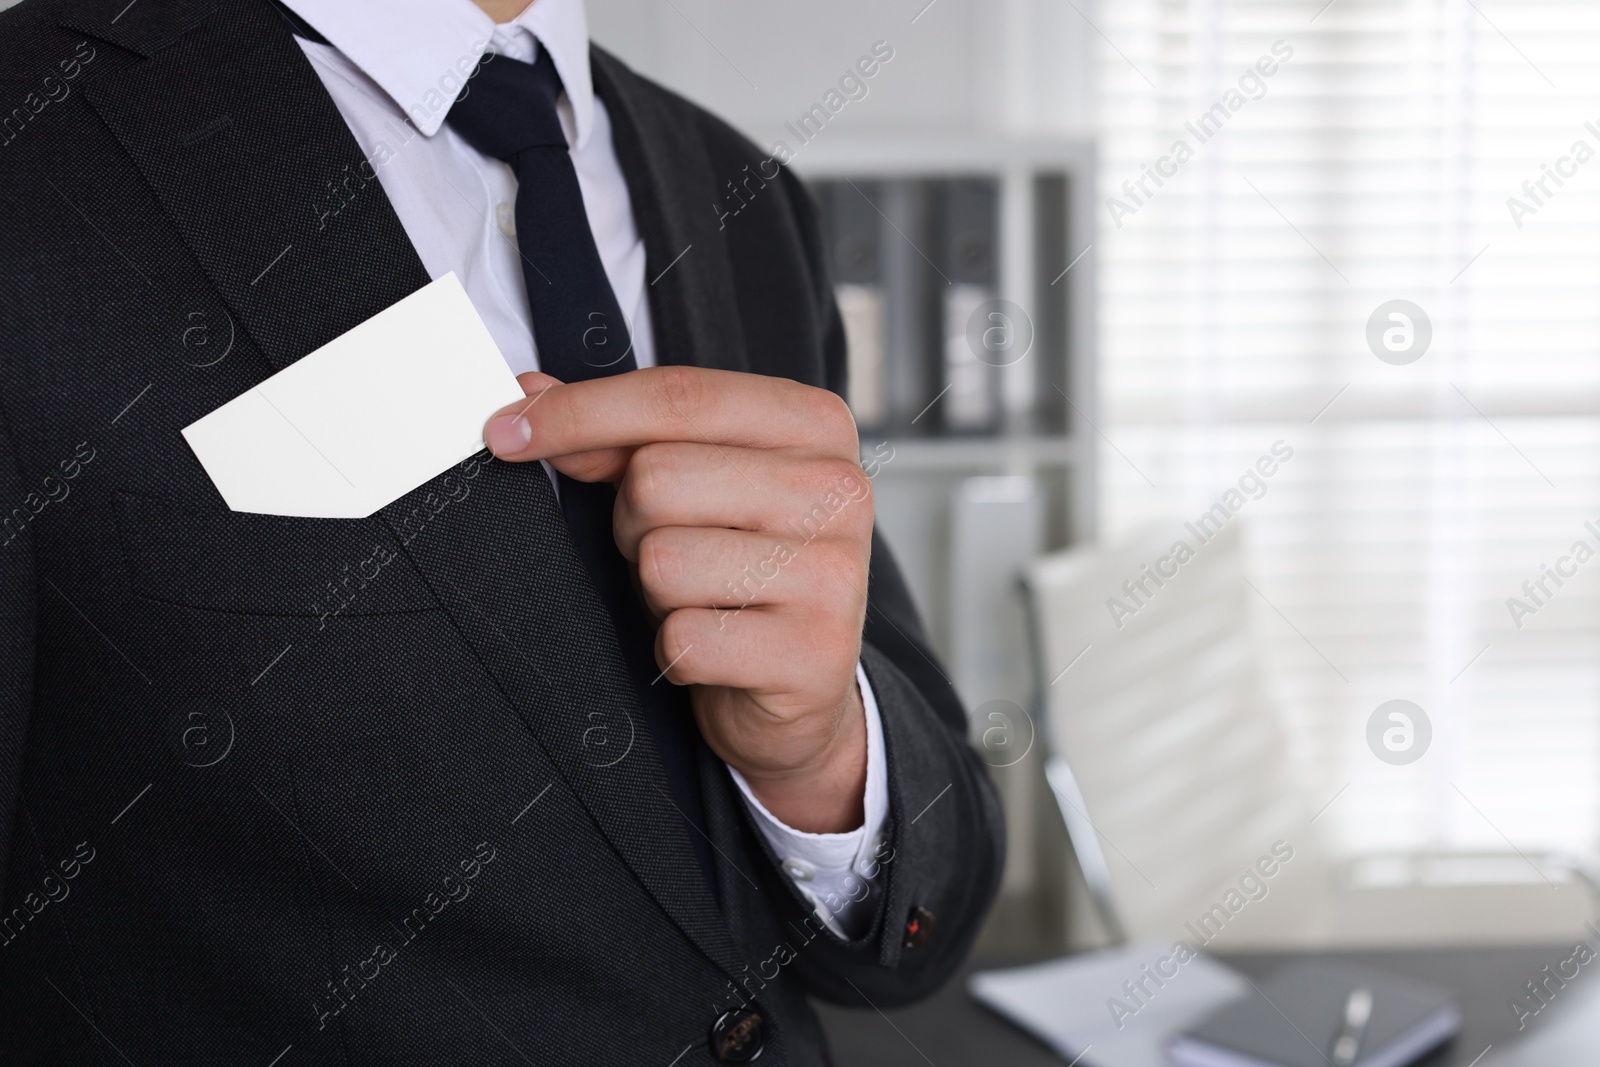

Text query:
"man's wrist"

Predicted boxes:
[[737, 682, 868, 834]]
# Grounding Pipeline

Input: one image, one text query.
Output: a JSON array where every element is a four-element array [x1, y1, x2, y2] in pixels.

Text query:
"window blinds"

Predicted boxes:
[[1095, 0, 1600, 858]]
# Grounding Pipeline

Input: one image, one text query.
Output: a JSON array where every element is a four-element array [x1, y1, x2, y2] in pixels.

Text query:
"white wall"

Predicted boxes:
[[586, 0, 1095, 150]]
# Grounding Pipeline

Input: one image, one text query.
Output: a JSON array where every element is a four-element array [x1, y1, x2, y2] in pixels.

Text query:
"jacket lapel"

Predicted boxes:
[[67, 0, 420, 373], [591, 47, 750, 374], [71, 0, 746, 980]]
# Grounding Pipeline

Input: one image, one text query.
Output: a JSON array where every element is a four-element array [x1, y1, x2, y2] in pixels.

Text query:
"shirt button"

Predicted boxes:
[[903, 905, 935, 950], [709, 1007, 765, 1064], [780, 857, 815, 882], [495, 202, 516, 238]]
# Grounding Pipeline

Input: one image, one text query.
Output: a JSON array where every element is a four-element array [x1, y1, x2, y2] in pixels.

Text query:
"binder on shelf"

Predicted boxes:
[[1034, 172, 1071, 437], [938, 179, 1000, 435], [821, 181, 888, 430], [878, 178, 939, 437]]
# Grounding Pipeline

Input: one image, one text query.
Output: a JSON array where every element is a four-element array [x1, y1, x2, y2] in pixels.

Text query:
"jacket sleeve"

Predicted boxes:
[[766, 164, 1006, 1006], [0, 408, 37, 907]]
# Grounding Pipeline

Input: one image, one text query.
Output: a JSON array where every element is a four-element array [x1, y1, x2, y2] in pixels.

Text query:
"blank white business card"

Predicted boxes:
[[182, 273, 525, 518]]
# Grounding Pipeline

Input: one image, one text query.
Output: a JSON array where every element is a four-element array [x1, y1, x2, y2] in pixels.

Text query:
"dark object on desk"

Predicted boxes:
[[815, 943, 1557, 1066], [1167, 961, 1461, 1067]]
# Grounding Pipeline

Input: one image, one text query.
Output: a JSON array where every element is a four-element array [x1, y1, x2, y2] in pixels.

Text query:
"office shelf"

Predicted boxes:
[[797, 136, 1097, 936]]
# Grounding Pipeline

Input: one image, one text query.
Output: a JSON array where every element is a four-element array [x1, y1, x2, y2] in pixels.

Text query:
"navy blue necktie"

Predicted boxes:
[[447, 53, 716, 892]]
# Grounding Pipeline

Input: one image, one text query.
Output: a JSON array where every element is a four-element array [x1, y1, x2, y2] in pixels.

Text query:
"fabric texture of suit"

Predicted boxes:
[[0, 0, 1006, 1062]]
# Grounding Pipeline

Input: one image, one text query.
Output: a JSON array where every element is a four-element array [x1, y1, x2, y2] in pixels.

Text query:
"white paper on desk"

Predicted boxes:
[[182, 273, 525, 518], [969, 940, 1249, 1067]]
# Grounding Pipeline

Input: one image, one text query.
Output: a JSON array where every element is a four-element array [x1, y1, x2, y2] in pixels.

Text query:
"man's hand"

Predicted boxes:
[[484, 366, 873, 834]]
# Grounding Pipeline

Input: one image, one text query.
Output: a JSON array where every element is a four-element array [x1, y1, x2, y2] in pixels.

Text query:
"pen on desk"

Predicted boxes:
[[1330, 987, 1373, 1067]]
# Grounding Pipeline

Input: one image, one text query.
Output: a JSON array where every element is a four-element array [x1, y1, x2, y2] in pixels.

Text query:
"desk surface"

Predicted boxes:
[[814, 943, 1564, 1066]]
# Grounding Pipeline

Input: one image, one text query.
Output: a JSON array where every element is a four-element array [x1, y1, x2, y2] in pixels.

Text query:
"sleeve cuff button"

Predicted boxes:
[[902, 905, 934, 950]]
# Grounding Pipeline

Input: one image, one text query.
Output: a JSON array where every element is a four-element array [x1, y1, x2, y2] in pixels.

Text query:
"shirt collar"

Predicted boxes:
[[279, 0, 596, 149]]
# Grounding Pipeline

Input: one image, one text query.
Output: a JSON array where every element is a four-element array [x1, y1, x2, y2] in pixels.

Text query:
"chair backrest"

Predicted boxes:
[[1023, 521, 1316, 941]]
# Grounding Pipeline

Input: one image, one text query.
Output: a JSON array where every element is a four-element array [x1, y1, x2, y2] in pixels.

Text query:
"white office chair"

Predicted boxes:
[[1023, 522, 1597, 949]]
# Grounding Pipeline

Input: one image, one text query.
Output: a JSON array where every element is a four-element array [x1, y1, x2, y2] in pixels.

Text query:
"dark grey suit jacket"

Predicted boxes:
[[0, 0, 1005, 1062]]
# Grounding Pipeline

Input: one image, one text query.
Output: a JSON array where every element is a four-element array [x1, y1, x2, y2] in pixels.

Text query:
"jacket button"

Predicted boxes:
[[903, 905, 935, 950], [709, 1007, 765, 1063]]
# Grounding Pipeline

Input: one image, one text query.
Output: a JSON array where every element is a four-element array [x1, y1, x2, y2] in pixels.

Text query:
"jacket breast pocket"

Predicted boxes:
[[112, 490, 439, 620]]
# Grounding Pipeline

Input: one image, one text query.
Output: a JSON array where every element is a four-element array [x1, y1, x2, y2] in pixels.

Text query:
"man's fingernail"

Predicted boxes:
[[486, 414, 532, 455]]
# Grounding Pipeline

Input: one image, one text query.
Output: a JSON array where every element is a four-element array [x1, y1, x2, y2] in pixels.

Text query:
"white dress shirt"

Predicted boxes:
[[281, 0, 889, 935]]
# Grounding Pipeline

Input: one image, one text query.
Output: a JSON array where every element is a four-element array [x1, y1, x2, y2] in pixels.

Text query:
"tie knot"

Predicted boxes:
[[446, 52, 567, 160]]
